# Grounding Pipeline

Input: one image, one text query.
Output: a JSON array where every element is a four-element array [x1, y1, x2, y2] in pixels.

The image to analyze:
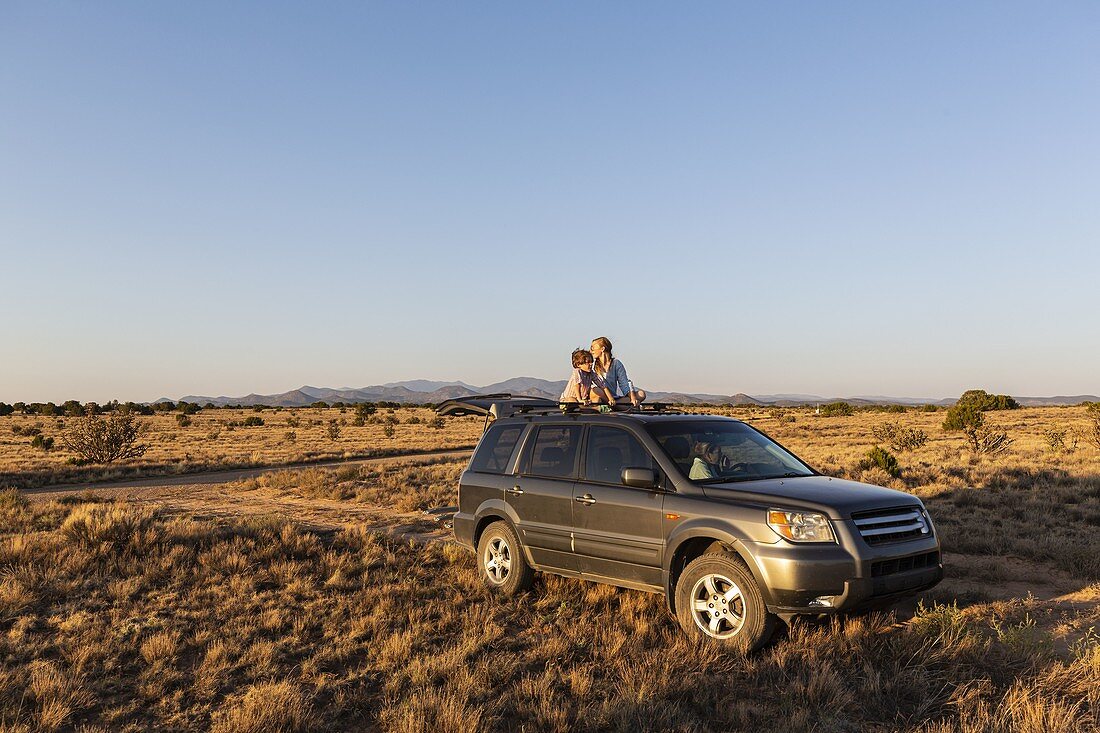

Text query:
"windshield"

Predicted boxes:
[[646, 420, 815, 483]]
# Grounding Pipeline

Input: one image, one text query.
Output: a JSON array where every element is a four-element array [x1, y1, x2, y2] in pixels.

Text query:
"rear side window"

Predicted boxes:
[[523, 425, 583, 479], [585, 426, 657, 484], [470, 424, 524, 474]]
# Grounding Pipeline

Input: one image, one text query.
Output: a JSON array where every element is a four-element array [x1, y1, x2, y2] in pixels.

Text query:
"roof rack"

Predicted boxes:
[[435, 394, 684, 419]]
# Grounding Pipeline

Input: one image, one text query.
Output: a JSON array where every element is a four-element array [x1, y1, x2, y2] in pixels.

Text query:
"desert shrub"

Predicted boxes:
[[285, 416, 300, 428], [870, 422, 928, 452], [969, 425, 1014, 455], [284, 431, 297, 443], [12, 425, 42, 437], [62, 414, 148, 464], [382, 424, 395, 439], [859, 446, 901, 478], [428, 416, 445, 430], [767, 407, 796, 423], [176, 414, 192, 428], [178, 401, 201, 415], [30, 435, 54, 452], [326, 421, 340, 441], [152, 401, 175, 412], [309, 401, 329, 409], [920, 404, 940, 412], [406, 415, 421, 424], [1086, 402, 1100, 450], [355, 403, 377, 420], [242, 416, 264, 427], [956, 389, 1020, 411], [942, 403, 984, 432], [1044, 428, 1077, 454], [818, 402, 853, 417]]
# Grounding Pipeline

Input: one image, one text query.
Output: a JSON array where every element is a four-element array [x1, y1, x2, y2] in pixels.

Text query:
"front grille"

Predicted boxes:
[[851, 505, 930, 546], [871, 551, 940, 578]]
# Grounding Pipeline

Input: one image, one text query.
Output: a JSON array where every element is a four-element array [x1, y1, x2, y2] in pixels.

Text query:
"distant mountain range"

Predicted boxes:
[[169, 380, 1099, 408]]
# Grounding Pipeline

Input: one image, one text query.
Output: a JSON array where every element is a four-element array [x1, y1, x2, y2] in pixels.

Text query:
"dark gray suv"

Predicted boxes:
[[439, 397, 943, 650]]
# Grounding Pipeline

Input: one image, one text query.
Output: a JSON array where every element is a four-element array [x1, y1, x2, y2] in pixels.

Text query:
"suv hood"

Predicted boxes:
[[700, 475, 920, 519]]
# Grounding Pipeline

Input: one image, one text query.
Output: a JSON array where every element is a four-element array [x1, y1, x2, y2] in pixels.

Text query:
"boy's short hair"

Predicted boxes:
[[572, 349, 593, 368]]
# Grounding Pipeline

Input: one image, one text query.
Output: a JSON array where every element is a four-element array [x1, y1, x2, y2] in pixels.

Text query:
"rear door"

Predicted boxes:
[[460, 422, 526, 514], [572, 425, 665, 587], [507, 424, 582, 573]]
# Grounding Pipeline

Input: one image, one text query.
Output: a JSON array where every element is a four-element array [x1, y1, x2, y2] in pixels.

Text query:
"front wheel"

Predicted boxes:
[[476, 521, 534, 596], [674, 553, 776, 652]]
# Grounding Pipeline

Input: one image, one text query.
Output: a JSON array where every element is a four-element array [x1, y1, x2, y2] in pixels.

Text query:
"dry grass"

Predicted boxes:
[[0, 407, 482, 489], [0, 492, 1096, 731], [229, 457, 465, 513], [0, 405, 1098, 730]]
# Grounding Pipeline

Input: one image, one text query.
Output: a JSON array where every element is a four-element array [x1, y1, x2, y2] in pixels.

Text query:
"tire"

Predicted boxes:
[[674, 553, 776, 652], [476, 521, 534, 596]]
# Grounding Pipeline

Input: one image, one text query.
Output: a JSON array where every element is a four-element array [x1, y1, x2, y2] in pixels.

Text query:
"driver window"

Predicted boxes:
[[584, 427, 656, 485]]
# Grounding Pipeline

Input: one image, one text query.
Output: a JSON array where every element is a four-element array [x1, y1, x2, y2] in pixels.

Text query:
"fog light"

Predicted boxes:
[[809, 596, 835, 608]]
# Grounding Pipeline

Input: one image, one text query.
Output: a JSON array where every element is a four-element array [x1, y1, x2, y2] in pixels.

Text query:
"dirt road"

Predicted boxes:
[[23, 448, 472, 496]]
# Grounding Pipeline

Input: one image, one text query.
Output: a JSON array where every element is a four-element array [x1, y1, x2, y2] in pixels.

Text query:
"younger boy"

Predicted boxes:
[[561, 349, 615, 404]]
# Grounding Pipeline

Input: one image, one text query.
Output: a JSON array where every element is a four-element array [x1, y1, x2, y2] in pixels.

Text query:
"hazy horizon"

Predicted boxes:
[[3, 3, 1098, 404], [2, 374, 1096, 406]]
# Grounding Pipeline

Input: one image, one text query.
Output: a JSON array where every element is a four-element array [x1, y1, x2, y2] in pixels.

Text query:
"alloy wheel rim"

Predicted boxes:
[[689, 573, 746, 639], [483, 536, 512, 584]]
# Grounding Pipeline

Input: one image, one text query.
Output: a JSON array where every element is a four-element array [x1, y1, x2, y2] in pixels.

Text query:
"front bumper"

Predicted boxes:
[[750, 533, 943, 615]]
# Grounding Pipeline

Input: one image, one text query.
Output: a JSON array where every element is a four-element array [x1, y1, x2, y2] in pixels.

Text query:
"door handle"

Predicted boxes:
[[575, 494, 596, 505], [507, 486, 524, 495]]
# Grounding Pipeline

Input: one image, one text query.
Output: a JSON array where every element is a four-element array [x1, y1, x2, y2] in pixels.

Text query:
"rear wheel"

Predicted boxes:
[[674, 553, 775, 652], [476, 521, 534, 596]]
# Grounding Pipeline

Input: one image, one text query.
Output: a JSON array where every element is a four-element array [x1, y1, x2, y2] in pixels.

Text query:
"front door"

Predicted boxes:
[[572, 425, 665, 587], [507, 424, 582, 573]]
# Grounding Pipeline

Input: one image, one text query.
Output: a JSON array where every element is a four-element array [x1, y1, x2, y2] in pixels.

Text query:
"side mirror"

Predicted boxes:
[[621, 467, 659, 489]]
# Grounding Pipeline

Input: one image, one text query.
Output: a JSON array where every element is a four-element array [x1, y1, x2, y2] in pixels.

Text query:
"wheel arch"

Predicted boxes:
[[664, 525, 772, 614], [472, 501, 529, 563]]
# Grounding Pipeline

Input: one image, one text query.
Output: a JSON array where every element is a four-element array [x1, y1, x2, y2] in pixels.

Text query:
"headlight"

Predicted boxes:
[[768, 509, 836, 543]]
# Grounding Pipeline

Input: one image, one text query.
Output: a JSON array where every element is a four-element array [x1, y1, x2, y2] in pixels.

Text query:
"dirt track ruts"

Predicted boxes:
[[21, 448, 472, 497]]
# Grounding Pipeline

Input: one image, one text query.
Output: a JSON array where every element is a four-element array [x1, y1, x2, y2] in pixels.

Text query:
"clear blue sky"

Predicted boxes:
[[2, 2, 1098, 403]]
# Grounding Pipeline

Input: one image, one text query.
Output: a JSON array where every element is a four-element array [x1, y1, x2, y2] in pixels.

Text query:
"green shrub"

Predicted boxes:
[[326, 421, 341, 441], [956, 389, 1019, 411], [860, 446, 901, 478], [382, 424, 395, 439], [31, 434, 54, 451], [176, 413, 192, 428], [242, 416, 264, 427], [942, 403, 984, 432], [0, 402, 13, 417], [818, 402, 853, 417]]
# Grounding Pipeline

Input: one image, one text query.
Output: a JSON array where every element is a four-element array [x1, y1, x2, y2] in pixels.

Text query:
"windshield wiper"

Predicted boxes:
[[694, 476, 759, 485]]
